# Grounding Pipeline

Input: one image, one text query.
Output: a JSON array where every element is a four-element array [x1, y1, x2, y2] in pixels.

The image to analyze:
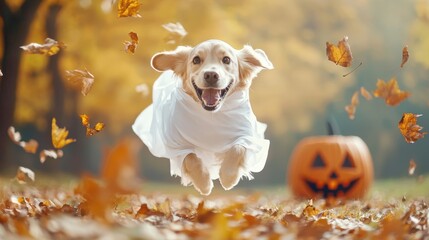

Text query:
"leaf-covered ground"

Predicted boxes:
[[1, 176, 429, 240]]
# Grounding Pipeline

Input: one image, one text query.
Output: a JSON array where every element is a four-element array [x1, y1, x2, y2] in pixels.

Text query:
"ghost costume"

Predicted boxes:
[[132, 71, 269, 186]]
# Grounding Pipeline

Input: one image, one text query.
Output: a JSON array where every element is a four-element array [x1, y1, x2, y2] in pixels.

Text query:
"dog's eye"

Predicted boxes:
[[222, 56, 231, 64], [192, 56, 201, 64]]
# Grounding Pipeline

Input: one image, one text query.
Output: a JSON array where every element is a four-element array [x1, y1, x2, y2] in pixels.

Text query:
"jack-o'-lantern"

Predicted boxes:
[[287, 126, 373, 199]]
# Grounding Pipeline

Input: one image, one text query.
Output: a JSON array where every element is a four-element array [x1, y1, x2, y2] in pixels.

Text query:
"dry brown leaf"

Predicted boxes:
[[409, 159, 416, 175], [124, 32, 138, 54], [345, 91, 359, 120], [162, 22, 187, 44], [373, 77, 410, 106], [360, 87, 373, 100], [8, 127, 38, 153], [39, 149, 64, 164], [117, 0, 141, 17], [20, 38, 66, 56], [401, 45, 409, 68], [65, 69, 95, 96], [51, 118, 76, 149], [398, 113, 427, 143], [16, 166, 35, 184], [326, 36, 353, 67], [79, 114, 105, 136]]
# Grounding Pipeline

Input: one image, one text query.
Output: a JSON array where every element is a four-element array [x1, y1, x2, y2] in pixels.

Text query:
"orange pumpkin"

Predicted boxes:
[[287, 135, 373, 199]]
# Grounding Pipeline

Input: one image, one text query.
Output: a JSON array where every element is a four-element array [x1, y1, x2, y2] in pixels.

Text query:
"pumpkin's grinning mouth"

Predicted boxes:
[[192, 80, 233, 111], [304, 178, 360, 198]]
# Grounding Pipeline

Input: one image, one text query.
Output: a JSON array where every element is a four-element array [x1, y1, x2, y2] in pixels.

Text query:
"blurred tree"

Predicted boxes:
[[0, 0, 43, 169]]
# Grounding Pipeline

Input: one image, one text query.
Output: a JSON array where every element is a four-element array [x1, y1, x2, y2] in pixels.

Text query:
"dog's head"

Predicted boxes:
[[151, 39, 273, 111]]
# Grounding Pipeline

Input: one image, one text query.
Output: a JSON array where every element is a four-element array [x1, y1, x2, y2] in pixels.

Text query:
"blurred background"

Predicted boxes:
[[1, 0, 429, 187]]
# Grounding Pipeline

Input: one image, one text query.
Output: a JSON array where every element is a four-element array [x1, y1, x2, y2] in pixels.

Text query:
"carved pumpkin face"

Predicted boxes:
[[287, 136, 373, 199]]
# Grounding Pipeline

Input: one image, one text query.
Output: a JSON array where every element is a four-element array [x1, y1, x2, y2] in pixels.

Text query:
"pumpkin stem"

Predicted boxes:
[[327, 117, 340, 135]]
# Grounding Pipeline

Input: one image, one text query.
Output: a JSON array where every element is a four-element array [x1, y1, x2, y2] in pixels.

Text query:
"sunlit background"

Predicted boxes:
[[1, 0, 429, 187]]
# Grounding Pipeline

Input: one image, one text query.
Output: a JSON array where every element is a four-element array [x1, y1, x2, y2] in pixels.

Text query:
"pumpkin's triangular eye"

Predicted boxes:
[[312, 153, 326, 167], [342, 154, 355, 168]]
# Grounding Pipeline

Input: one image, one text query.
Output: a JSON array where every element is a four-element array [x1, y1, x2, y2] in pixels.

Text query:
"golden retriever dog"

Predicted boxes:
[[133, 39, 273, 195]]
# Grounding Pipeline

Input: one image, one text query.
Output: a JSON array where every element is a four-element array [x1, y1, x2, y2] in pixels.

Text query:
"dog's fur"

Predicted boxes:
[[151, 40, 273, 195]]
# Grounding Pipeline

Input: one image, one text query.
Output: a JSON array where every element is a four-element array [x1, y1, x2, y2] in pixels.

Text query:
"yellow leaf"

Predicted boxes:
[[118, 0, 141, 18], [326, 36, 353, 67], [20, 38, 66, 56], [80, 114, 105, 136], [51, 118, 76, 149]]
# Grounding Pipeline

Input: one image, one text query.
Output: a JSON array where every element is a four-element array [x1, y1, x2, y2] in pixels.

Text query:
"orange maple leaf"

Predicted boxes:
[[326, 36, 353, 67], [124, 32, 139, 54], [373, 77, 410, 106], [398, 113, 427, 143]]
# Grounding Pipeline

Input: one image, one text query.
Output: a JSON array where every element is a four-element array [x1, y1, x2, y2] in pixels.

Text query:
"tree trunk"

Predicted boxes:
[[0, 0, 43, 170]]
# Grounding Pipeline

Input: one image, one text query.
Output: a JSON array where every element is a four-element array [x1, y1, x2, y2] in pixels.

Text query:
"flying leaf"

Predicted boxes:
[[345, 91, 359, 120], [326, 36, 353, 67], [8, 126, 38, 154], [20, 38, 66, 56], [0, 69, 3, 76], [15, 166, 35, 184], [19, 140, 39, 154], [117, 0, 141, 17], [162, 22, 187, 44], [398, 113, 427, 143], [400, 45, 409, 68], [79, 114, 105, 136], [409, 159, 416, 175], [373, 77, 410, 106], [135, 83, 149, 97], [39, 149, 64, 164], [51, 118, 76, 149], [65, 69, 95, 96], [360, 87, 373, 100], [123, 31, 138, 54]]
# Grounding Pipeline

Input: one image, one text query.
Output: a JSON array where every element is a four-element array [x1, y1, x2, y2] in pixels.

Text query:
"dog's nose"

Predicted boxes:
[[204, 71, 219, 85]]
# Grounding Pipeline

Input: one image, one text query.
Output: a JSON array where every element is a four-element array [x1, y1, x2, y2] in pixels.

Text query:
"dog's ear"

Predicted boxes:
[[237, 45, 273, 82], [151, 46, 192, 76]]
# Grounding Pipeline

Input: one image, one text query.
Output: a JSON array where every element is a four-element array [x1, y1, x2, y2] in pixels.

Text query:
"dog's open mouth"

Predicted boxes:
[[192, 80, 233, 111]]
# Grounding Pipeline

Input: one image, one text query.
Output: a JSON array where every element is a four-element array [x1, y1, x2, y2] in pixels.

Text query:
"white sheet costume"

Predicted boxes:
[[132, 71, 269, 186]]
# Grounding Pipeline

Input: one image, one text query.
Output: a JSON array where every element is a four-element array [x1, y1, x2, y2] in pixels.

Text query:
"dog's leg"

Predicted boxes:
[[219, 145, 246, 190], [182, 153, 213, 195]]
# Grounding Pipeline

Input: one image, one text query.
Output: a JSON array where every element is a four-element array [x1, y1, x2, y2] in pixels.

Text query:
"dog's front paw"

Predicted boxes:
[[219, 145, 246, 190], [182, 153, 213, 195]]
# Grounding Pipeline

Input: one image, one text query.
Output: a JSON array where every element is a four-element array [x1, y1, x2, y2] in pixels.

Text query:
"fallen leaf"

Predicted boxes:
[[345, 91, 359, 120], [20, 38, 66, 56], [51, 118, 76, 149], [79, 114, 105, 136], [360, 87, 373, 100], [400, 45, 409, 68], [326, 36, 353, 67], [398, 113, 427, 143], [162, 22, 187, 44], [65, 69, 95, 96], [302, 200, 319, 218], [117, 0, 141, 17], [124, 32, 138, 54], [373, 77, 410, 106], [16, 166, 35, 184], [409, 159, 416, 175], [39, 149, 64, 164]]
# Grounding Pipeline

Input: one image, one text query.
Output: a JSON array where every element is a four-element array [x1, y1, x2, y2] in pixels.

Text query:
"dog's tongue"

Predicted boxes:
[[201, 89, 221, 106]]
